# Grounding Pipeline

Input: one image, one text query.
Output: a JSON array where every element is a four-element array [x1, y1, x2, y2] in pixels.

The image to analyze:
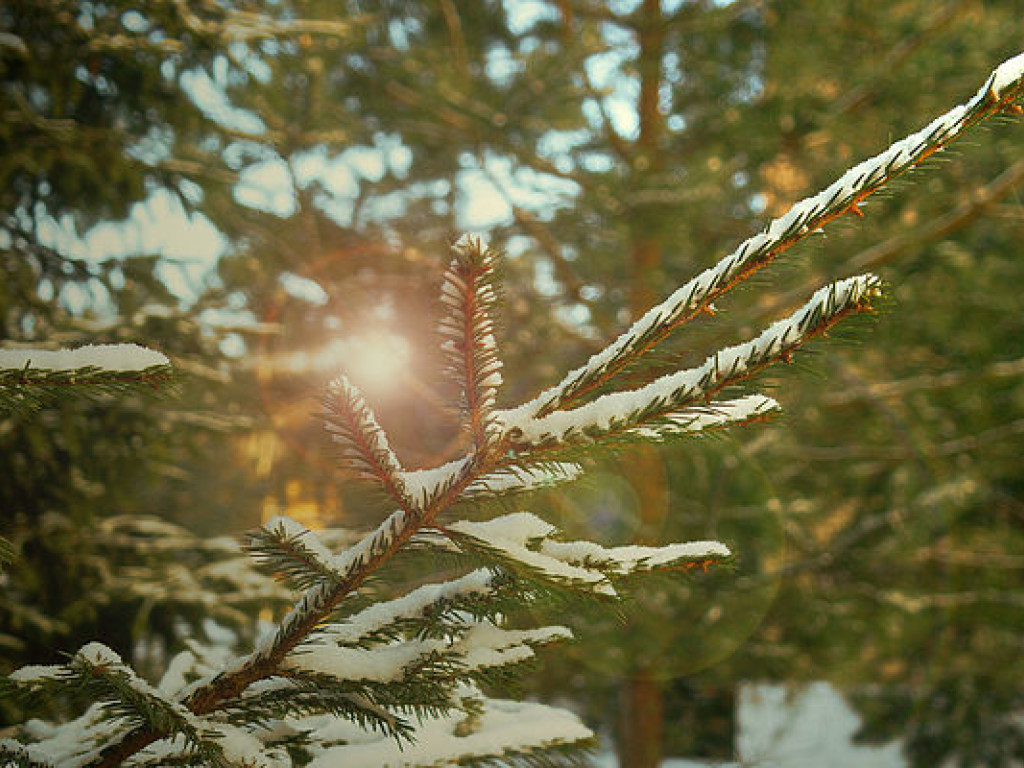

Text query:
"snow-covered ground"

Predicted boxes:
[[596, 681, 905, 767], [736, 682, 904, 767]]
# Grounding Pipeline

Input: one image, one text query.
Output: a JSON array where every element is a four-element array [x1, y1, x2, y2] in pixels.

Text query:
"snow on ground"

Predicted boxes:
[[594, 681, 905, 767], [737, 682, 904, 768]]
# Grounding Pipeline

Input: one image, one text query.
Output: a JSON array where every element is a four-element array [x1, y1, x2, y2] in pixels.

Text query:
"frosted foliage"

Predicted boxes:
[[501, 51, 1024, 422], [465, 462, 583, 496], [286, 619, 570, 681], [158, 650, 197, 696], [319, 569, 494, 645], [446, 517, 616, 594], [9, 664, 64, 684], [541, 538, 730, 571], [457, 623, 572, 669], [397, 458, 470, 509], [448, 512, 730, 595], [264, 515, 338, 566], [205, 724, 284, 768], [631, 394, 780, 440], [257, 512, 409, 598], [990, 52, 1024, 98], [0, 344, 168, 371], [506, 275, 878, 445], [304, 696, 594, 768], [330, 509, 407, 577], [16, 704, 134, 768]]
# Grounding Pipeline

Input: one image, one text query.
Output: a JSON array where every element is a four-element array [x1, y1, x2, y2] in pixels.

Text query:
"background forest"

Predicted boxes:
[[2, 1, 1023, 766]]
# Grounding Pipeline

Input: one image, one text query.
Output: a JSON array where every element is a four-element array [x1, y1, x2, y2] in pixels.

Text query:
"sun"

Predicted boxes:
[[327, 332, 411, 394]]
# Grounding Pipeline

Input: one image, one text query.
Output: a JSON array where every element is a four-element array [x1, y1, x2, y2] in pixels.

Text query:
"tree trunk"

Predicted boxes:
[[619, 3, 668, 766], [616, 667, 666, 768]]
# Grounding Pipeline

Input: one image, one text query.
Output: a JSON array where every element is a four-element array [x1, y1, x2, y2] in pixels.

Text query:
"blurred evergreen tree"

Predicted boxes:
[[0, 0, 284, 718]]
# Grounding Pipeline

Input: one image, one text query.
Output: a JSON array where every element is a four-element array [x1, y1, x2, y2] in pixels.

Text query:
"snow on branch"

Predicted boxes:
[[323, 376, 410, 505], [0, 344, 169, 372], [284, 620, 569, 684], [315, 568, 496, 646], [0, 739, 55, 768], [250, 510, 411, 663], [503, 52, 1024, 421], [0, 344, 173, 416], [539, 537, 731, 576], [463, 462, 584, 499], [443, 513, 730, 598], [4, 643, 260, 767], [438, 237, 504, 450], [247, 517, 349, 590], [396, 457, 474, 512], [505, 274, 880, 447], [628, 394, 781, 442], [446, 514, 617, 596], [301, 693, 595, 768]]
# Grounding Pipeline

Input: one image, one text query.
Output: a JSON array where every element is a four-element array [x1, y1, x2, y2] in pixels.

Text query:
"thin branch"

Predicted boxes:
[[503, 57, 1024, 420], [438, 0, 470, 83], [833, 0, 969, 116], [824, 354, 1024, 406], [758, 157, 1024, 322]]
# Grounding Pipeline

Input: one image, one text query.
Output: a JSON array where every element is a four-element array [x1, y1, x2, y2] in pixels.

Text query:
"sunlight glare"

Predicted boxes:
[[328, 332, 411, 394]]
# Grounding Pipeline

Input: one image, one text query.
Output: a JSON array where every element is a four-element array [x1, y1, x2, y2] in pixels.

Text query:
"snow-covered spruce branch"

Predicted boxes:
[[0, 344, 173, 416], [502, 275, 880, 448], [3, 643, 263, 767], [508, 51, 1024, 421], [6, 53, 1022, 768], [438, 237, 504, 451], [322, 376, 410, 506], [72, 246, 873, 767]]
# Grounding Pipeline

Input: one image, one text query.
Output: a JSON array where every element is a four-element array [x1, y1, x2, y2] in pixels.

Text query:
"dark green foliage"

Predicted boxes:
[[0, 365, 174, 417]]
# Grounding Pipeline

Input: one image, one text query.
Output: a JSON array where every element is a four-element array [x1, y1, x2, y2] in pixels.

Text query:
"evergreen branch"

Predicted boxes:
[[322, 376, 410, 505], [439, 237, 504, 451], [7, 644, 233, 767], [443, 512, 731, 592], [506, 275, 880, 448], [463, 462, 584, 500], [245, 517, 347, 591], [313, 569, 499, 647], [0, 365, 174, 417], [252, 511, 412, 666], [403, 533, 604, 612], [514, 395, 781, 460], [299, 694, 596, 768], [625, 394, 781, 442], [283, 621, 570, 691], [0, 344, 173, 415], [500, 52, 1024, 421], [87, 451, 490, 766], [755, 156, 1024, 323], [443, 514, 617, 597], [538, 537, 732, 577], [226, 679, 412, 741], [288, 666, 459, 718], [396, 458, 475, 512], [77, 53, 1024, 768]]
